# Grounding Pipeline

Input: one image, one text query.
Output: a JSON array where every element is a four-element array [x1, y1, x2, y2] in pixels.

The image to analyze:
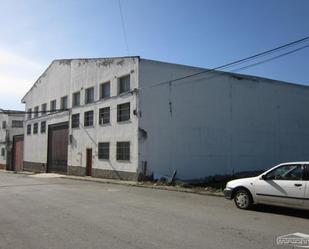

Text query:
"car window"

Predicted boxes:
[[266, 165, 302, 180], [304, 165, 309, 181]]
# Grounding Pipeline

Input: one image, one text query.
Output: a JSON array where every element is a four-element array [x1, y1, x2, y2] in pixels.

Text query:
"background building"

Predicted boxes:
[[21, 57, 309, 180], [0, 110, 25, 170]]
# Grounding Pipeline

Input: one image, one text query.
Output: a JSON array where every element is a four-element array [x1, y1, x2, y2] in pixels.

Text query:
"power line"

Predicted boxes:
[[232, 43, 309, 73], [118, 0, 129, 54], [140, 36, 309, 90], [165, 42, 309, 88], [2, 37, 309, 117], [3, 38, 308, 119]]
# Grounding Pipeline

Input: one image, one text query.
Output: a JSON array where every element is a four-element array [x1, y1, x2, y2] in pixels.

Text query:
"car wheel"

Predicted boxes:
[[234, 189, 252, 210]]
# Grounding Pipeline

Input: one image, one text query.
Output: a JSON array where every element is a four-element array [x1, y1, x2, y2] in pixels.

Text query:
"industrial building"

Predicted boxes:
[[0, 110, 25, 171], [21, 56, 309, 180]]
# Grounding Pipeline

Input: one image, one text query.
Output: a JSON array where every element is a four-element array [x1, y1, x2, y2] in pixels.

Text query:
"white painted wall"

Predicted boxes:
[[23, 60, 71, 164], [7, 114, 25, 138], [0, 113, 8, 165], [0, 146, 5, 165], [0, 113, 24, 166], [23, 57, 139, 173], [24, 113, 69, 163], [69, 95, 138, 172], [139, 59, 309, 180]]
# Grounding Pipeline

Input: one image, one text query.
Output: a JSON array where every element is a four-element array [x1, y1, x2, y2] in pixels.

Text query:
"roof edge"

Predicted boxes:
[[21, 56, 140, 103], [140, 58, 309, 90]]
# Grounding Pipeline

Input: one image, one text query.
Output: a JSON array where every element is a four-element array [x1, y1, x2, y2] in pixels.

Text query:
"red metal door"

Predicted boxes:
[[13, 135, 24, 171], [86, 149, 92, 176]]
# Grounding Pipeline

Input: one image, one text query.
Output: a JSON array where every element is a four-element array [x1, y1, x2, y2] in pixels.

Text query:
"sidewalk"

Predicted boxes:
[[62, 175, 224, 197], [0, 169, 34, 175], [0, 170, 224, 197]]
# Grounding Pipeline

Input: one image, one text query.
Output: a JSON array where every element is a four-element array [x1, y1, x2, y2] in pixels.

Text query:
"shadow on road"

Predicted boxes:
[[250, 204, 309, 219]]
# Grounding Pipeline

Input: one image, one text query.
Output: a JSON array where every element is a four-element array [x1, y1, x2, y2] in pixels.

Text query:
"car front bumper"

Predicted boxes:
[[223, 188, 233, 199]]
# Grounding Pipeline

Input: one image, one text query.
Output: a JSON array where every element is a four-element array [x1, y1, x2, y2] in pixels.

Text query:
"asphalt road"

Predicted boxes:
[[0, 172, 308, 249]]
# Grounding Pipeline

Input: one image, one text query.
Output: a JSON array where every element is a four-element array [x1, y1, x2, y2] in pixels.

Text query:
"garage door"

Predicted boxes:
[[47, 122, 69, 173]]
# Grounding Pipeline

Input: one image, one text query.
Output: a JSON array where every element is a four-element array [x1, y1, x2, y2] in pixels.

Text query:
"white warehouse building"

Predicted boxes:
[[22, 56, 309, 180]]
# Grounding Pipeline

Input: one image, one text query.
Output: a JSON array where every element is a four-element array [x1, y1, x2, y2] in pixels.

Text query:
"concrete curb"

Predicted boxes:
[[62, 175, 137, 186], [62, 175, 224, 198]]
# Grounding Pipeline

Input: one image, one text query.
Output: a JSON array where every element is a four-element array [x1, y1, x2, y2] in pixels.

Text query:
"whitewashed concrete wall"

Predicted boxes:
[[24, 113, 69, 164], [139, 59, 309, 180], [7, 114, 25, 139], [69, 95, 138, 172], [67, 58, 139, 173], [23, 60, 71, 164], [0, 113, 24, 166], [23, 57, 139, 173], [0, 113, 8, 165], [0, 146, 5, 165]]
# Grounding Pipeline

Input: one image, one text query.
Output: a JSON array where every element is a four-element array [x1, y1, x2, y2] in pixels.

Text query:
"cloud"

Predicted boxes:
[[0, 49, 45, 97]]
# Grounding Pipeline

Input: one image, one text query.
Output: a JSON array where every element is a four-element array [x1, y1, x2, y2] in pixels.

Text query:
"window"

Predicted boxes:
[[98, 142, 109, 160], [28, 108, 32, 119], [72, 91, 80, 107], [118, 75, 130, 94], [12, 120, 23, 128], [41, 121, 46, 133], [266, 165, 302, 181], [1, 148, 5, 157], [2, 121, 6, 129], [27, 124, 31, 135], [41, 103, 47, 115], [85, 87, 94, 104], [61, 96, 68, 110], [117, 102, 130, 122], [100, 82, 110, 99], [117, 142, 130, 161], [50, 100, 56, 111], [84, 111, 94, 127], [99, 107, 110, 125], [304, 165, 309, 181], [33, 123, 38, 134], [71, 113, 80, 128], [33, 106, 39, 118]]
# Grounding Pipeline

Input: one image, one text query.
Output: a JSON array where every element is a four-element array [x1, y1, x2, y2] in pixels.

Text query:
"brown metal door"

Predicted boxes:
[[13, 135, 24, 171], [47, 123, 69, 173], [86, 149, 92, 176]]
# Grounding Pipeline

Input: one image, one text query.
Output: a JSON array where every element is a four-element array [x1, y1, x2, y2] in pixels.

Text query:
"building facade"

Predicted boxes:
[[0, 111, 25, 170], [22, 57, 309, 180]]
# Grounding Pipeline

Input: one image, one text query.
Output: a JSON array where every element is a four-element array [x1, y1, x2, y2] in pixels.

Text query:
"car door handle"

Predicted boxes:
[[294, 183, 302, 187]]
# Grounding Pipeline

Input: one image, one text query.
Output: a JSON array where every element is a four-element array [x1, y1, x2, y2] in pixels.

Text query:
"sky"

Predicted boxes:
[[0, 0, 308, 110]]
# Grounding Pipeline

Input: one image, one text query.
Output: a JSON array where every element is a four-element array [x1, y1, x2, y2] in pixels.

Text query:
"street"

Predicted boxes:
[[0, 172, 308, 249]]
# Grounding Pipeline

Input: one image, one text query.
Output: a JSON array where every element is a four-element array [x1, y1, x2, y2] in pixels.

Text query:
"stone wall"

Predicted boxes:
[[23, 161, 47, 173], [68, 166, 85, 176], [68, 165, 137, 181]]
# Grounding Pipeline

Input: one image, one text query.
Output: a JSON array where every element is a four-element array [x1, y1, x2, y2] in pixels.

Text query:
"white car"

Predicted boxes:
[[224, 162, 309, 210]]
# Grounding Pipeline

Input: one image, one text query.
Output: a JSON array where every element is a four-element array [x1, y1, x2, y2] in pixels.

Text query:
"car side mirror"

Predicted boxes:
[[261, 174, 267, 180]]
